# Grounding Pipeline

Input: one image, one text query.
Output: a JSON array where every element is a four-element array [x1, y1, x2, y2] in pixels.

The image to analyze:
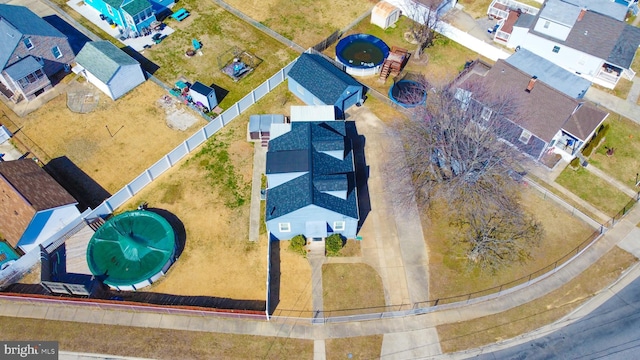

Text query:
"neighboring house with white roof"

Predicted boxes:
[[501, 0, 640, 89], [505, 48, 592, 99], [0, 4, 75, 102], [74, 41, 145, 100]]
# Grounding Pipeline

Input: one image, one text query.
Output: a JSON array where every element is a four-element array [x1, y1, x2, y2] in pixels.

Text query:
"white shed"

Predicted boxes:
[[188, 81, 218, 111], [74, 41, 145, 100], [371, 1, 401, 29]]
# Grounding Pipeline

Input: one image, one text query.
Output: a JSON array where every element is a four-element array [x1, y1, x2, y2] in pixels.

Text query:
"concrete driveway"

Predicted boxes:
[[347, 106, 431, 307]]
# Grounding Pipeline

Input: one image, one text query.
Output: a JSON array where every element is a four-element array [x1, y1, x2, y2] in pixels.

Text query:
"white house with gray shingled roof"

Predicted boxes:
[[265, 121, 359, 241], [505, 0, 640, 89], [74, 41, 145, 100]]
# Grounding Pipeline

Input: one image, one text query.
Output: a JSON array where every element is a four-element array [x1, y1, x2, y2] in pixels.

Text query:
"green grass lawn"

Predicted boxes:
[[556, 166, 633, 217], [588, 114, 640, 188], [322, 263, 386, 315]]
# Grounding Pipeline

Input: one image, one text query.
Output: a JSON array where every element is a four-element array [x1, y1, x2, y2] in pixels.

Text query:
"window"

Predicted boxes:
[[23, 38, 33, 50], [279, 223, 291, 232], [296, 84, 305, 95], [106, 4, 114, 16], [333, 221, 346, 231], [480, 107, 492, 122], [51, 46, 62, 59], [544, 20, 550, 29], [454, 88, 472, 111], [552, 46, 560, 53], [519, 129, 532, 144]]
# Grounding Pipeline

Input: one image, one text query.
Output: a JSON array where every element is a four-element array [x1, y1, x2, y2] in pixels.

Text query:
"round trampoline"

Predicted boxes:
[[336, 34, 390, 76], [389, 80, 427, 108], [86, 210, 176, 291]]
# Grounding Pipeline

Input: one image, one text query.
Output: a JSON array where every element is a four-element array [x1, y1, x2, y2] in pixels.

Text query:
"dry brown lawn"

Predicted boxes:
[[7, 81, 206, 193], [438, 246, 638, 352], [427, 185, 597, 301], [0, 316, 313, 359], [143, 0, 298, 107], [220, 0, 376, 48], [117, 84, 311, 310], [323, 263, 386, 315], [326, 335, 383, 360]]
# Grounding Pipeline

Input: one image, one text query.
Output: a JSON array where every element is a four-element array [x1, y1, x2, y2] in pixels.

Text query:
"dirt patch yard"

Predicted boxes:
[[118, 84, 311, 311], [7, 81, 206, 194]]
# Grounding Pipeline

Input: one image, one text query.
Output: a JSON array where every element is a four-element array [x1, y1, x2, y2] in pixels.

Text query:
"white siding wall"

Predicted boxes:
[[85, 70, 114, 99], [108, 64, 145, 100], [18, 205, 81, 253], [533, 18, 572, 41], [507, 27, 529, 49], [267, 172, 307, 189], [517, 33, 604, 77]]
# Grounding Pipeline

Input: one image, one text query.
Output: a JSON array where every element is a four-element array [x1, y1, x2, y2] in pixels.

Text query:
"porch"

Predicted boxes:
[[549, 131, 583, 162], [593, 63, 635, 90], [488, 0, 539, 20]]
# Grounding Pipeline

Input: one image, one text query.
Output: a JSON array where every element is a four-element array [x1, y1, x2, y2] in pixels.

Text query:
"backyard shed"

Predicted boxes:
[[248, 114, 286, 143], [371, 1, 401, 29], [74, 41, 145, 100], [188, 81, 218, 111], [288, 53, 364, 119]]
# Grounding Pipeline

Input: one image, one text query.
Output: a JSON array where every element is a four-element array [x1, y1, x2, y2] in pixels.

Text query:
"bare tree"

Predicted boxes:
[[391, 79, 542, 271], [408, 1, 443, 60], [453, 186, 544, 272]]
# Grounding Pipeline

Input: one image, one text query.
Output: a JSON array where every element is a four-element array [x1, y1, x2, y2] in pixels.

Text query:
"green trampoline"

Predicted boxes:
[[87, 210, 176, 291]]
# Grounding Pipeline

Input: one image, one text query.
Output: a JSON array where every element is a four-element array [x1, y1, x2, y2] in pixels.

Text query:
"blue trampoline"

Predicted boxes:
[[389, 80, 427, 108]]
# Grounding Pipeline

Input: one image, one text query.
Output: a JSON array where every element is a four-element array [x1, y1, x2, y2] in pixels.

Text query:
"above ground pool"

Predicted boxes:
[[336, 34, 390, 76], [86, 210, 176, 291], [389, 80, 427, 108]]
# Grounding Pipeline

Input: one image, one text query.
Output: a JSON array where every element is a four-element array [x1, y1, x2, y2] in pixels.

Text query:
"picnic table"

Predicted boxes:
[[171, 8, 189, 21]]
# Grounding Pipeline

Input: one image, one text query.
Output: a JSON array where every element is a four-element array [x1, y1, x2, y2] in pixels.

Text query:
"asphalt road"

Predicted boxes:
[[472, 276, 640, 360]]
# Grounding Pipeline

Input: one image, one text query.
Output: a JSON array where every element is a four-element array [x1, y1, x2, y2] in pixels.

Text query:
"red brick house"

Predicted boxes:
[[0, 159, 80, 253], [0, 4, 75, 102]]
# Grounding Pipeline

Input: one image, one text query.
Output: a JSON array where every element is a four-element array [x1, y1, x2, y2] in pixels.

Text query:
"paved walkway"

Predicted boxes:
[[248, 142, 266, 241], [585, 84, 640, 123], [585, 163, 638, 199]]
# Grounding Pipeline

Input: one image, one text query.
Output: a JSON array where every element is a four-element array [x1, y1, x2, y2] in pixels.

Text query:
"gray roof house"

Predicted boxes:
[[502, 0, 640, 89], [0, 4, 75, 102], [265, 120, 359, 241], [454, 59, 608, 165], [74, 41, 145, 100], [287, 53, 364, 119]]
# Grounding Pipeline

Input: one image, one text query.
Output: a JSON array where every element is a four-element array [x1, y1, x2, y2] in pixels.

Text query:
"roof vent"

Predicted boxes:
[[525, 76, 537, 93]]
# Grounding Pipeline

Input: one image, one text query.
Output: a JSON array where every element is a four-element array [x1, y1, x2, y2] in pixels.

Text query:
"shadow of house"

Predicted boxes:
[[120, 46, 160, 75], [43, 15, 91, 56], [44, 156, 111, 211], [267, 237, 280, 315], [345, 121, 370, 230], [210, 83, 229, 104]]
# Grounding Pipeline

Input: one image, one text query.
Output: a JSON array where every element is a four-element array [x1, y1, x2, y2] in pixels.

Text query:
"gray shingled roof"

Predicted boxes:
[[514, 13, 535, 28], [4, 56, 42, 80], [288, 53, 362, 105], [505, 49, 591, 99], [75, 41, 139, 84], [0, 4, 67, 70], [265, 121, 357, 220], [459, 60, 607, 142], [608, 25, 640, 69], [0, 159, 77, 211]]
